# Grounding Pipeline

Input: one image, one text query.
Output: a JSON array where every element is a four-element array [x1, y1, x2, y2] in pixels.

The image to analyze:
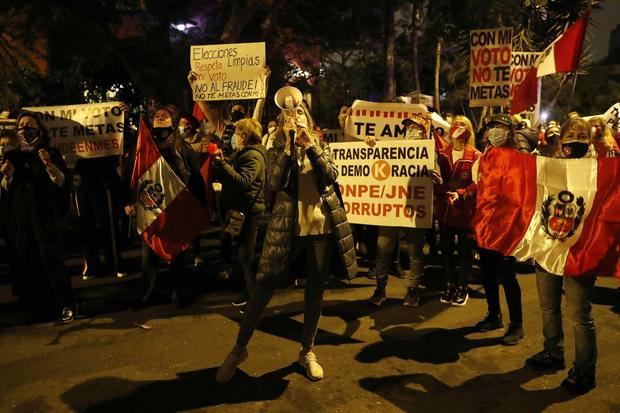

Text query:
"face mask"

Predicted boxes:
[[561, 140, 589, 158], [18, 127, 41, 146], [488, 127, 508, 147], [153, 126, 174, 141], [230, 111, 245, 122], [450, 126, 470, 142], [405, 129, 423, 140], [231, 133, 239, 150], [268, 126, 276, 134], [178, 126, 191, 136]]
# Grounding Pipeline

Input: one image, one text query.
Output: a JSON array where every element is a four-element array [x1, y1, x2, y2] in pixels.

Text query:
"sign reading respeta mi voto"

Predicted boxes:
[[331, 140, 435, 228], [190, 42, 267, 101]]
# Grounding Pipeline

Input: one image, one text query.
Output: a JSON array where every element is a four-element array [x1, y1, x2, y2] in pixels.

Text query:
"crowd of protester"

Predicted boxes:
[[0, 67, 619, 395]]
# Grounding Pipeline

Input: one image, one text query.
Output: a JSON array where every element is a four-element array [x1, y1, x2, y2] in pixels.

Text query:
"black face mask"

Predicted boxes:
[[153, 127, 174, 141], [561, 141, 589, 158], [18, 127, 41, 145], [230, 111, 245, 122]]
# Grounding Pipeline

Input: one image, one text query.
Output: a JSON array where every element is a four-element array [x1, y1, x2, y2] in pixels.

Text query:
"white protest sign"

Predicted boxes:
[[344, 100, 428, 140], [511, 51, 542, 121], [583, 102, 620, 129], [190, 42, 267, 101], [23, 102, 124, 167], [469, 27, 512, 107], [0, 119, 16, 137], [332, 140, 435, 228]]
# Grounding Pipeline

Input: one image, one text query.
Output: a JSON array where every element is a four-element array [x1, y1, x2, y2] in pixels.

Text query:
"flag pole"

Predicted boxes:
[[566, 71, 579, 114]]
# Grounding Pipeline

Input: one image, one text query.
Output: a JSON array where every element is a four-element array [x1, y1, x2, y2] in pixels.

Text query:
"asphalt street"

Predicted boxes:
[[0, 256, 619, 413]]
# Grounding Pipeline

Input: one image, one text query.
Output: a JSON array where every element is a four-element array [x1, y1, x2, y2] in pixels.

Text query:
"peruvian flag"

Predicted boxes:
[[473, 148, 620, 277], [511, 12, 589, 115], [130, 116, 210, 262]]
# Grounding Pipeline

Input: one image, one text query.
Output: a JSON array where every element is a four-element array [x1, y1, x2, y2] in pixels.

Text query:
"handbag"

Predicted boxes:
[[221, 148, 265, 236], [223, 209, 246, 236]]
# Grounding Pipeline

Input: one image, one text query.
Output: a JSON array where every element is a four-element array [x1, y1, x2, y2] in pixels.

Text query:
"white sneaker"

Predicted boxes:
[[298, 351, 324, 381], [216, 348, 248, 383]]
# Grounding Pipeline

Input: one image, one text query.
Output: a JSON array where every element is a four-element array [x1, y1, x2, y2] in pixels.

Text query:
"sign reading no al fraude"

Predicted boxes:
[[331, 140, 435, 228], [190, 42, 267, 101]]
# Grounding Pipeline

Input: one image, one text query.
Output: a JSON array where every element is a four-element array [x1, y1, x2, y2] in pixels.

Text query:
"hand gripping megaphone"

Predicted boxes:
[[274, 86, 303, 119]]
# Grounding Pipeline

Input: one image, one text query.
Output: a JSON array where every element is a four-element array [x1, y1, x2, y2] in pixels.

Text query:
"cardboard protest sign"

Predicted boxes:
[[469, 27, 512, 107], [331, 140, 435, 228], [0, 119, 16, 137], [190, 42, 267, 101], [510, 52, 541, 121], [23, 102, 124, 167], [343, 100, 428, 140]]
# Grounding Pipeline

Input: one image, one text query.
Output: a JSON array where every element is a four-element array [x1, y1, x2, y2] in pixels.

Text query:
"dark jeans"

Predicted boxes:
[[479, 248, 522, 323], [238, 217, 261, 293], [376, 226, 425, 288], [140, 242, 189, 302], [77, 181, 123, 274], [441, 226, 474, 287], [536, 267, 597, 377], [236, 234, 334, 348]]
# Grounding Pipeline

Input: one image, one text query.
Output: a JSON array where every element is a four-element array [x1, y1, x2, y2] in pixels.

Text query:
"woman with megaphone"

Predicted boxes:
[[216, 87, 357, 383]]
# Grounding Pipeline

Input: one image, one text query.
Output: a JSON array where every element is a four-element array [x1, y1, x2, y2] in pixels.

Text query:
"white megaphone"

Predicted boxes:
[[274, 86, 303, 119]]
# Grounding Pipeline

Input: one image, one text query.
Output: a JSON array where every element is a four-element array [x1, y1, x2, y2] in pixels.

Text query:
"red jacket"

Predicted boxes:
[[435, 144, 482, 230]]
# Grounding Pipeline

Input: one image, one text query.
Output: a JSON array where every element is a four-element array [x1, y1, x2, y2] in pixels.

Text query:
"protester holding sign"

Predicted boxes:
[[436, 115, 481, 307], [524, 116, 603, 395], [216, 98, 357, 383], [74, 103, 130, 280], [588, 116, 619, 158], [0, 111, 75, 323], [367, 113, 443, 308]]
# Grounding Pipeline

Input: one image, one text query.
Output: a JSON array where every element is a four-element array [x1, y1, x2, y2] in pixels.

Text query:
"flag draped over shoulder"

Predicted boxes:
[[473, 148, 620, 277], [511, 12, 589, 115], [130, 116, 210, 262]]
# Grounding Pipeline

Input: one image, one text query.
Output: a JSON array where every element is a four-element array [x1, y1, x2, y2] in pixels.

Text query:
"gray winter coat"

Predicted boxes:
[[256, 138, 358, 281]]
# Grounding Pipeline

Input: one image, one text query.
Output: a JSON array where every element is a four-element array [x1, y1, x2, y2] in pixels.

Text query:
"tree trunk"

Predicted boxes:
[[383, 0, 395, 101], [434, 37, 442, 112], [411, 0, 429, 96], [411, 4, 421, 93]]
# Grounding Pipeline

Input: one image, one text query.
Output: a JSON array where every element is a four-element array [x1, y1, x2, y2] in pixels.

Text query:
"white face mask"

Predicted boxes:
[[268, 126, 276, 134], [405, 128, 424, 140], [488, 127, 508, 147]]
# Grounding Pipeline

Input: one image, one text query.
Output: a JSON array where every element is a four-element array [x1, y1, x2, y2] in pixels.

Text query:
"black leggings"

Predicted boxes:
[[236, 235, 334, 348], [479, 248, 523, 323]]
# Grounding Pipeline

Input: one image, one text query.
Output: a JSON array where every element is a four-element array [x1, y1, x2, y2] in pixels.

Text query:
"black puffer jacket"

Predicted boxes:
[[213, 144, 266, 220], [257, 136, 358, 280]]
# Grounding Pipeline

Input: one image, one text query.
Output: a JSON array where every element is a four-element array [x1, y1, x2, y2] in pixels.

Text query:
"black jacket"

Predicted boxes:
[[0, 144, 70, 246], [213, 144, 266, 219], [257, 136, 358, 280]]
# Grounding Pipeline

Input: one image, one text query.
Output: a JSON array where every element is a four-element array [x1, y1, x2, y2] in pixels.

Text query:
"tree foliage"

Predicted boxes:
[[0, 0, 611, 126]]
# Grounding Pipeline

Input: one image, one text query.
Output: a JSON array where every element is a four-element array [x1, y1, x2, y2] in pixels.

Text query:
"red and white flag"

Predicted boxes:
[[473, 148, 620, 277], [130, 116, 209, 262], [511, 12, 589, 115]]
